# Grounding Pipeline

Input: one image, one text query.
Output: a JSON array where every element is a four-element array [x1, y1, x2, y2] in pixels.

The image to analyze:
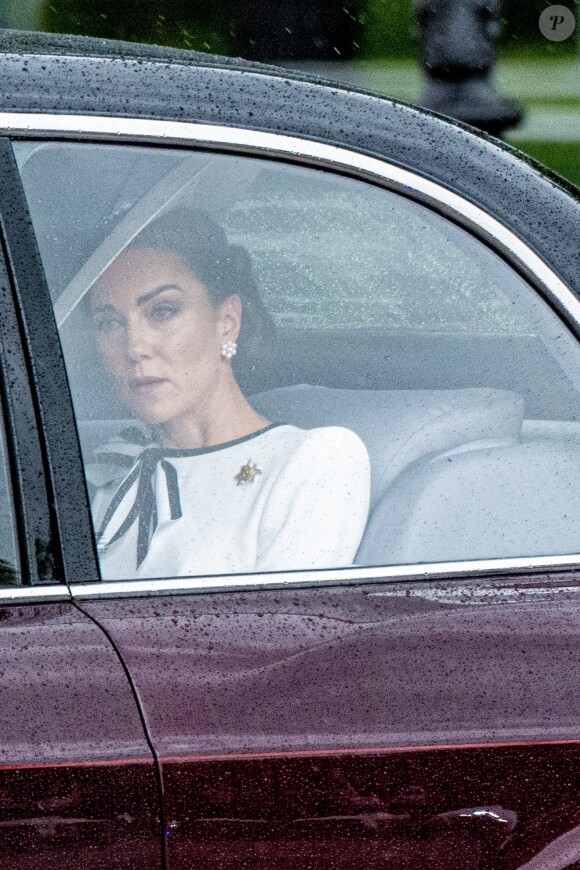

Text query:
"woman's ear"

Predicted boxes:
[[218, 294, 242, 344]]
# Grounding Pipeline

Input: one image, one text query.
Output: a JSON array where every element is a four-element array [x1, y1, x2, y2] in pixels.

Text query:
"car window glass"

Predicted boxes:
[[14, 140, 580, 580], [0, 412, 20, 586]]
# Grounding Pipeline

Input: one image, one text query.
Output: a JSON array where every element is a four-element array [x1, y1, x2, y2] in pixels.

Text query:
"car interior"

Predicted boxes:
[[12, 140, 580, 575]]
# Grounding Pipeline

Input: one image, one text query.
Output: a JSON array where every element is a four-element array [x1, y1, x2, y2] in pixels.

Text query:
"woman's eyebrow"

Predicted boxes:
[[137, 284, 182, 306], [91, 301, 116, 314]]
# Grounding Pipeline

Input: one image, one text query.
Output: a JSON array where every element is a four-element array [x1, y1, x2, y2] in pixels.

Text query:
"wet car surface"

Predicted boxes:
[[0, 28, 580, 870]]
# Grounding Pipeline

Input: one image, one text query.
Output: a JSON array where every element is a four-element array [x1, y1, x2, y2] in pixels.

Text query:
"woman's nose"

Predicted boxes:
[[125, 320, 154, 361]]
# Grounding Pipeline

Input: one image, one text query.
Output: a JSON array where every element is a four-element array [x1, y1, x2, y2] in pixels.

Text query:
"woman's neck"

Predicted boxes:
[[155, 373, 269, 449]]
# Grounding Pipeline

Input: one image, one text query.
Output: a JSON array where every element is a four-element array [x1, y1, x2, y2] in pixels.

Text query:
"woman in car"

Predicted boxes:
[[87, 208, 370, 580]]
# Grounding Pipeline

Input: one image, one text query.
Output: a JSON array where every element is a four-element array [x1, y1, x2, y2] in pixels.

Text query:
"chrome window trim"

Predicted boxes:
[[69, 554, 580, 598], [0, 584, 71, 604], [3, 113, 580, 332], [2, 113, 579, 593]]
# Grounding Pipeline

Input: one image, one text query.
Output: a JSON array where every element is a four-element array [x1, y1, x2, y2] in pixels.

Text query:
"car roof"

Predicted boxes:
[[0, 28, 579, 301], [0, 27, 280, 73]]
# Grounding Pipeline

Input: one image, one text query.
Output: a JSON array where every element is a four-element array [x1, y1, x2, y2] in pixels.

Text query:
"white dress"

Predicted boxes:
[[90, 423, 370, 581]]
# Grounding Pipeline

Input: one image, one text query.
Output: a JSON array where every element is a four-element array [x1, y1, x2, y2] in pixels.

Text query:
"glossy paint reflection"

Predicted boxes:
[[0, 764, 159, 870], [162, 746, 580, 869], [83, 578, 580, 754], [515, 827, 580, 869], [82, 575, 580, 868], [0, 602, 162, 869]]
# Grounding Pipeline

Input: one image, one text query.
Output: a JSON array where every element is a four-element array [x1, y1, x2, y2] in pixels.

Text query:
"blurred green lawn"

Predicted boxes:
[[514, 141, 580, 189], [497, 59, 580, 189]]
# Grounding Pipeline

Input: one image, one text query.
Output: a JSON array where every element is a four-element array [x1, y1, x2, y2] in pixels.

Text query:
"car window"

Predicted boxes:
[[13, 140, 580, 580], [0, 412, 20, 586]]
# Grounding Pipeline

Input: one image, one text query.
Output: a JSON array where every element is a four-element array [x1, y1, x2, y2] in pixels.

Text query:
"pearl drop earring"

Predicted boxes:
[[220, 341, 237, 360]]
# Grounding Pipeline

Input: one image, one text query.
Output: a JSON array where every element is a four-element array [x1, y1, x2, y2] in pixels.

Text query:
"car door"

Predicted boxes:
[[0, 138, 163, 870], [9, 111, 580, 870]]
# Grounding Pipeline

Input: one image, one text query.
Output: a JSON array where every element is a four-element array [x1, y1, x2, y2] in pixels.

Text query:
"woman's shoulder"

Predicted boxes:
[[274, 424, 370, 468], [297, 424, 368, 453], [263, 424, 370, 506]]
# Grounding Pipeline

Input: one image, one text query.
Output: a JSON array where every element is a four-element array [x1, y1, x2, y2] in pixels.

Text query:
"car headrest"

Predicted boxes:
[[356, 442, 580, 564], [252, 385, 524, 509], [77, 385, 524, 511]]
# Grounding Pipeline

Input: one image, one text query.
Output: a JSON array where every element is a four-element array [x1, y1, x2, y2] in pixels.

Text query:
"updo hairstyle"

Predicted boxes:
[[129, 208, 276, 386]]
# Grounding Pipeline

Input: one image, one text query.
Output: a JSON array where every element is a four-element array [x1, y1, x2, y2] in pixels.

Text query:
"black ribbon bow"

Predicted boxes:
[[94, 429, 183, 568]]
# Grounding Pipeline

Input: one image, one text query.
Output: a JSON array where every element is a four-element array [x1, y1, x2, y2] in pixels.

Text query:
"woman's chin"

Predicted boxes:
[[128, 400, 173, 426]]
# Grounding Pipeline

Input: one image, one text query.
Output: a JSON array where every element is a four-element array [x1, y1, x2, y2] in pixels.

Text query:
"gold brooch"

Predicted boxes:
[[234, 461, 262, 486]]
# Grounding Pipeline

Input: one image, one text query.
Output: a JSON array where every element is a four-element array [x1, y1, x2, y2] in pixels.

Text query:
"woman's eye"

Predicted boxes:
[[149, 302, 180, 323], [95, 315, 122, 333]]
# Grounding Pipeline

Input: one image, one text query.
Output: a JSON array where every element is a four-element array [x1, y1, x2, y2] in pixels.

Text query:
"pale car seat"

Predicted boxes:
[[252, 385, 524, 511], [77, 384, 526, 561], [79, 386, 524, 499], [357, 442, 580, 564]]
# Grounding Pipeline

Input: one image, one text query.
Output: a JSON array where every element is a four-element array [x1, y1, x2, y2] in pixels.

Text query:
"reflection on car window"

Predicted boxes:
[[0, 418, 20, 586], [85, 207, 370, 579], [14, 141, 580, 580]]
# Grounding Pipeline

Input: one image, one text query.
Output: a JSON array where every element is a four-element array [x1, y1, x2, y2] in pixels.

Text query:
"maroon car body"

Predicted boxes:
[[0, 29, 580, 870]]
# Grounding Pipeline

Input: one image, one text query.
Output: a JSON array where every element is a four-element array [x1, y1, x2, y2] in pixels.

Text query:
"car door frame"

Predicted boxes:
[[6, 107, 580, 869], [0, 135, 69, 591], [3, 113, 579, 597], [0, 136, 99, 586], [0, 137, 166, 870]]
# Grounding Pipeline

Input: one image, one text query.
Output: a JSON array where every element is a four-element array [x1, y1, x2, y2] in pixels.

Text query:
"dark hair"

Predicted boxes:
[[130, 208, 276, 385]]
